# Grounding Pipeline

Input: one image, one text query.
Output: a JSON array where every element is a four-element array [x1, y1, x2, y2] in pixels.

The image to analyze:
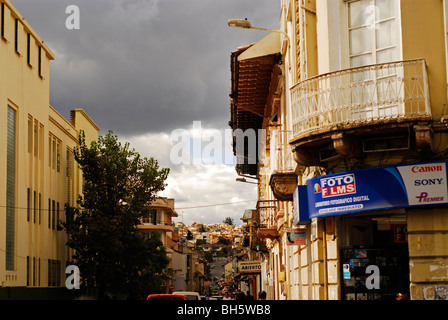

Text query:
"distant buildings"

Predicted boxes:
[[136, 197, 208, 294], [168, 221, 243, 294], [138, 197, 178, 260]]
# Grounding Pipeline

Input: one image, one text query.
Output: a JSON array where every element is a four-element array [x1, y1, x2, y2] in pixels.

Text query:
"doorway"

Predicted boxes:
[[340, 214, 410, 300]]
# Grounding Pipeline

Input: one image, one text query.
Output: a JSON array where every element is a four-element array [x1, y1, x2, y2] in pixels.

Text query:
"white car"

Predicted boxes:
[[172, 291, 201, 300]]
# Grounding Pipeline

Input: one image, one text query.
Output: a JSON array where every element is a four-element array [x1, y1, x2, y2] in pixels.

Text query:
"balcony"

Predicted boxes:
[[290, 59, 432, 166], [269, 171, 298, 201], [137, 222, 174, 233]]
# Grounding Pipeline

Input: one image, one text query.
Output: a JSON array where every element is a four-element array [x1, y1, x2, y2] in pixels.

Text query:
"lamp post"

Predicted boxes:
[[236, 177, 258, 185], [227, 19, 290, 47]]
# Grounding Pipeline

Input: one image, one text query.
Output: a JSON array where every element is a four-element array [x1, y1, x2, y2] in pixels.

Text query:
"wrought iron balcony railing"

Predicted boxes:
[[291, 59, 431, 141]]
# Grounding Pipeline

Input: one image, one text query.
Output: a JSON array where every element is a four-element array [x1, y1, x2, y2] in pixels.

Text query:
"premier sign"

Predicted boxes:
[[305, 161, 448, 219]]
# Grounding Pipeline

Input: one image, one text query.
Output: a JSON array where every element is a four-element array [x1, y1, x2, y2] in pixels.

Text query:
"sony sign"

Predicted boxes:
[[398, 162, 447, 206]]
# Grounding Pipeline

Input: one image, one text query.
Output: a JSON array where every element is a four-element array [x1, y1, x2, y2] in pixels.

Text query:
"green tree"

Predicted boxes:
[[223, 217, 234, 226], [63, 131, 170, 298]]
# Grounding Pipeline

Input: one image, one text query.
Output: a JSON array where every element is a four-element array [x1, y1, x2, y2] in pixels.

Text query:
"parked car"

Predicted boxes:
[[146, 294, 186, 300], [172, 291, 201, 300]]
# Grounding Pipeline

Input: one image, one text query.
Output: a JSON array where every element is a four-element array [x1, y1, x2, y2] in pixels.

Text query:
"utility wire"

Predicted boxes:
[[176, 199, 256, 210], [0, 199, 258, 211]]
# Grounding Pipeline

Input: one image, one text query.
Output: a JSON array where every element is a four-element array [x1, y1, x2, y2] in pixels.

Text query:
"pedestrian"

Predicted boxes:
[[258, 291, 267, 300], [223, 290, 232, 300], [235, 291, 246, 300]]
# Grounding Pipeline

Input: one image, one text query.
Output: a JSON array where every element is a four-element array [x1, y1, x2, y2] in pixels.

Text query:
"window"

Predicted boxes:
[[347, 0, 402, 118], [39, 125, 44, 160], [28, 116, 33, 153], [47, 260, 51, 286], [27, 33, 31, 65], [27, 188, 31, 222], [33, 190, 36, 223], [14, 18, 18, 52], [142, 232, 154, 240], [66, 148, 73, 205], [348, 0, 400, 67], [6, 106, 16, 270], [33, 257, 36, 286], [142, 209, 158, 225], [27, 256, 30, 286], [52, 200, 55, 230], [56, 141, 61, 172], [52, 138, 56, 170], [38, 258, 41, 286], [48, 136, 51, 166], [57, 202, 60, 230], [34, 120, 38, 157], [38, 46, 42, 76], [38, 193, 41, 224], [48, 259, 61, 287], [48, 198, 51, 228], [1, 3, 5, 39]]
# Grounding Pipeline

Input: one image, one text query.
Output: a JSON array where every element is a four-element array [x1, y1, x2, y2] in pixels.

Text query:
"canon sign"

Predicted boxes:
[[411, 165, 443, 173]]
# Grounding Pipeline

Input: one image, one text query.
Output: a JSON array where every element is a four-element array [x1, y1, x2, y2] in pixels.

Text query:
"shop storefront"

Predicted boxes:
[[339, 214, 410, 300], [238, 260, 262, 299], [294, 161, 448, 300]]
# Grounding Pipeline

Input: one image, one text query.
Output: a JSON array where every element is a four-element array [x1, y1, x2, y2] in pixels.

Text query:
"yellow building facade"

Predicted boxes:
[[231, 0, 448, 300], [0, 0, 99, 298]]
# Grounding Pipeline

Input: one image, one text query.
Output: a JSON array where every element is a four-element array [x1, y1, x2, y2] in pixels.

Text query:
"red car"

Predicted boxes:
[[146, 294, 186, 300]]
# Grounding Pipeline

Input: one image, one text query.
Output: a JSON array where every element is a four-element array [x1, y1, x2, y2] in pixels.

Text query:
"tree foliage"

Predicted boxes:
[[222, 217, 234, 226], [63, 131, 170, 298]]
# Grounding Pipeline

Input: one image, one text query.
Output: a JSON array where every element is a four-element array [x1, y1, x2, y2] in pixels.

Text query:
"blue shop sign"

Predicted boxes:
[[306, 161, 448, 219], [293, 185, 310, 225]]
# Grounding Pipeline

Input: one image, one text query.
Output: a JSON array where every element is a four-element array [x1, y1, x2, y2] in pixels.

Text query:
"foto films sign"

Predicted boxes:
[[307, 161, 448, 219]]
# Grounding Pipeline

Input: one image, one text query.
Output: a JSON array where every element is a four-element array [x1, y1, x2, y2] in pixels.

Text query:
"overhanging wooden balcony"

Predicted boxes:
[[269, 171, 298, 201], [289, 59, 432, 166]]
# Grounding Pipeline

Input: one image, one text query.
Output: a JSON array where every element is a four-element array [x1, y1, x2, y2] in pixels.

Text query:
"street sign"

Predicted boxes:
[[239, 261, 261, 274], [286, 228, 306, 246]]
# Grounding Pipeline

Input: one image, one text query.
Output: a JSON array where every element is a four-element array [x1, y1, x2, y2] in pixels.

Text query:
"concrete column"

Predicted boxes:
[[408, 208, 448, 300]]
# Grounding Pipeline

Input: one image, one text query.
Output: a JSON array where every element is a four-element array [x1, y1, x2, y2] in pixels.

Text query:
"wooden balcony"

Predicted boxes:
[[269, 171, 298, 201]]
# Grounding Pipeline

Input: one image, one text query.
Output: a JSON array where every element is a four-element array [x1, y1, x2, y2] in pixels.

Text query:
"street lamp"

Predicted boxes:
[[236, 177, 257, 184], [227, 19, 290, 46]]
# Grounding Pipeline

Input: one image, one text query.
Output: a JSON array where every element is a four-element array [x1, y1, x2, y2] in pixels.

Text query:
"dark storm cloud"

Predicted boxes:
[[12, 0, 280, 136], [11, 0, 278, 225]]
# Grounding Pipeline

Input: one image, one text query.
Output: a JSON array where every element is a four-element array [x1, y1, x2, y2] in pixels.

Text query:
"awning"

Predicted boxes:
[[229, 33, 282, 176], [238, 32, 281, 62]]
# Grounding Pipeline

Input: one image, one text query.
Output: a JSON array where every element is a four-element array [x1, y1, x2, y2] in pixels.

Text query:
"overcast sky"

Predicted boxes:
[[12, 0, 280, 226]]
